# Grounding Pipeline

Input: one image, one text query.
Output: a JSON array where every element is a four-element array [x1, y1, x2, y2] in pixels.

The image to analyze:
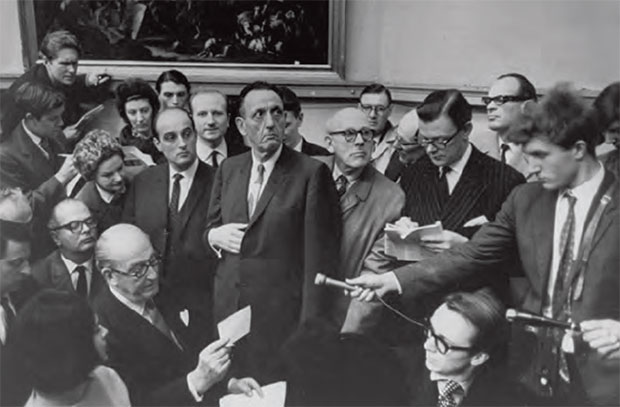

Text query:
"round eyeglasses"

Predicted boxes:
[[329, 128, 375, 143], [360, 104, 390, 115]]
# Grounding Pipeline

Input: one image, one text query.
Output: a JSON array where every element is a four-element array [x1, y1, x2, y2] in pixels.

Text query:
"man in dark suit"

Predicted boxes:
[[278, 86, 331, 156], [32, 199, 105, 301], [349, 84, 620, 405], [0, 82, 78, 260], [93, 224, 259, 407], [191, 90, 249, 168], [409, 289, 528, 406], [123, 107, 216, 346], [204, 81, 341, 381]]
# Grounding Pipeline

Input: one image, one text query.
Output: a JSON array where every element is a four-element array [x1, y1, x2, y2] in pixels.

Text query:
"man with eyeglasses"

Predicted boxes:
[[359, 83, 397, 174], [316, 107, 404, 334], [384, 109, 426, 183], [479, 73, 538, 180], [32, 199, 105, 302], [93, 224, 262, 406], [123, 107, 216, 349], [205, 81, 341, 382], [409, 289, 527, 406]]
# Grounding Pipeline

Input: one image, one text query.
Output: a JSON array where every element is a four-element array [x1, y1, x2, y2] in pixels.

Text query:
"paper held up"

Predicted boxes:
[[218, 306, 251, 344], [122, 146, 156, 167], [74, 104, 104, 129], [384, 217, 443, 261], [220, 381, 286, 407]]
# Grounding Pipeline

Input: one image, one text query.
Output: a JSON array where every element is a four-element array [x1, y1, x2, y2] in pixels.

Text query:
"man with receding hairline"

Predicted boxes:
[[204, 81, 341, 381], [123, 107, 216, 347]]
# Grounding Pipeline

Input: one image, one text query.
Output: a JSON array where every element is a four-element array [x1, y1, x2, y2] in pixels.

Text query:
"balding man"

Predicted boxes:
[[384, 109, 426, 182], [317, 108, 404, 334], [190, 91, 248, 168], [93, 224, 260, 406], [123, 107, 216, 347], [32, 199, 104, 301]]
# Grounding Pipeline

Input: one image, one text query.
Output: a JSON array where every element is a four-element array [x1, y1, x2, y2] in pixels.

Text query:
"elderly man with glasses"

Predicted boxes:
[[32, 198, 105, 302]]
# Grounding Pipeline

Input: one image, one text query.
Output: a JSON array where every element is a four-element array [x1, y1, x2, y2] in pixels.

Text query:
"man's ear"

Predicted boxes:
[[235, 117, 247, 137], [152, 137, 162, 153], [572, 140, 588, 160], [325, 135, 334, 153], [50, 230, 61, 247], [470, 351, 490, 367], [462, 122, 473, 139], [298, 112, 304, 124]]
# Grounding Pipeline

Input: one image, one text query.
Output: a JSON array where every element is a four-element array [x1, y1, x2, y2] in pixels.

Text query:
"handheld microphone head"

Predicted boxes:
[[505, 309, 518, 321], [315, 273, 327, 286]]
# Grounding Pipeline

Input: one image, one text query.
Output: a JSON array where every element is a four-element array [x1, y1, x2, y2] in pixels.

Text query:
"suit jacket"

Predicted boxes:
[[93, 287, 215, 407], [0, 124, 67, 259], [400, 145, 525, 239], [315, 157, 405, 333], [395, 171, 619, 405], [301, 138, 331, 156], [76, 180, 125, 234], [471, 130, 535, 181], [204, 145, 341, 380], [31, 250, 105, 302], [123, 160, 216, 345]]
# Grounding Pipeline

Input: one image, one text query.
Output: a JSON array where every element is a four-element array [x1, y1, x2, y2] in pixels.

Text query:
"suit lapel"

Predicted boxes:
[[248, 148, 290, 226], [533, 189, 557, 289], [340, 166, 373, 215], [177, 162, 210, 234], [230, 155, 253, 223], [16, 126, 56, 177], [50, 252, 74, 293], [441, 152, 487, 229]]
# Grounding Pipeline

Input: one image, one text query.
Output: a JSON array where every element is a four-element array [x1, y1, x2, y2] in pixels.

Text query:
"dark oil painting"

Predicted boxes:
[[33, 0, 330, 65]]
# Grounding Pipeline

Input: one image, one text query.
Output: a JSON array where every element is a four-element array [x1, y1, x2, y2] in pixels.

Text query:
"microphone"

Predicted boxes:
[[506, 309, 580, 332], [315, 273, 356, 291]]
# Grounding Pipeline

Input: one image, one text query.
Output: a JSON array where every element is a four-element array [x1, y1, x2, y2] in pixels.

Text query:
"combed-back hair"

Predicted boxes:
[[14, 82, 65, 119], [360, 83, 393, 105], [278, 85, 302, 116], [237, 81, 282, 117], [417, 89, 472, 129], [497, 73, 538, 102], [39, 30, 81, 60]]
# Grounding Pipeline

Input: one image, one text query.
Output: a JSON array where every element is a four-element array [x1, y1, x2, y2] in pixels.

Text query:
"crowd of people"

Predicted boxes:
[[1, 30, 619, 407]]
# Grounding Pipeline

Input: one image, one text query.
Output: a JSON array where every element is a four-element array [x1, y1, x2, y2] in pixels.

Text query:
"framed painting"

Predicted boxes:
[[19, 0, 346, 84]]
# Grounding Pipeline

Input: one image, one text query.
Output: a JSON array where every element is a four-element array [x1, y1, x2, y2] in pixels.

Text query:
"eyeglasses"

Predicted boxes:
[[482, 95, 530, 106], [360, 104, 390, 115], [329, 128, 375, 143], [109, 255, 162, 279], [49, 217, 97, 233], [418, 128, 461, 150], [424, 323, 475, 355], [395, 134, 420, 149]]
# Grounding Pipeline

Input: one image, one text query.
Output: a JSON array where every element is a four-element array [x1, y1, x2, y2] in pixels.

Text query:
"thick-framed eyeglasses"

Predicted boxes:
[[330, 128, 375, 143], [109, 255, 162, 279], [360, 104, 390, 115], [49, 217, 97, 234], [395, 134, 420, 149], [424, 323, 475, 355], [482, 95, 530, 106], [418, 128, 461, 150]]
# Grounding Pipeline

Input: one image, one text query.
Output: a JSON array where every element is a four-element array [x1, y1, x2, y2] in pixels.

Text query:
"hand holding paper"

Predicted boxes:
[[384, 217, 443, 261], [218, 306, 251, 344], [420, 229, 468, 253], [220, 381, 286, 407]]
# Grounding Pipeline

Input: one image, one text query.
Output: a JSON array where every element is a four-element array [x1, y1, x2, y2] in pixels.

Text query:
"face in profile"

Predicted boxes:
[[0, 188, 33, 223], [28, 106, 65, 139], [154, 109, 197, 171], [486, 77, 527, 134], [45, 47, 79, 86], [283, 110, 303, 147], [95, 154, 125, 195], [191, 93, 230, 144], [524, 137, 581, 190], [236, 89, 284, 157], [124, 98, 153, 135], [603, 119, 620, 149], [0, 240, 31, 296], [158, 81, 189, 110]]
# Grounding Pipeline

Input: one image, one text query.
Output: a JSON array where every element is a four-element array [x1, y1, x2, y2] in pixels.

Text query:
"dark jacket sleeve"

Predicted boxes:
[[203, 166, 224, 253]]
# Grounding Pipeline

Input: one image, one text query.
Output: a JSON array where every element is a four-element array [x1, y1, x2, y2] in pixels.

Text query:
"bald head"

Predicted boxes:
[[326, 108, 370, 134], [48, 199, 90, 228], [96, 224, 151, 268]]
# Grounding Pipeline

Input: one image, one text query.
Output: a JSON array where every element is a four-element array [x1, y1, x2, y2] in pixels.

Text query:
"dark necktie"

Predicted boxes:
[[335, 175, 349, 198], [552, 192, 578, 317], [248, 164, 265, 217], [210, 151, 219, 168], [144, 300, 181, 349], [39, 137, 53, 160], [437, 380, 462, 407], [1, 296, 15, 333], [169, 173, 184, 214], [500, 143, 510, 165], [74, 266, 88, 298], [438, 166, 451, 202]]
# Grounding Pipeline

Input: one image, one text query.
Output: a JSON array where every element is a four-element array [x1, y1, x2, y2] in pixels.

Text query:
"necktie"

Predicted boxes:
[[74, 266, 88, 298], [38, 138, 52, 160], [552, 192, 578, 317], [144, 300, 181, 349], [437, 380, 462, 407], [438, 166, 451, 202], [210, 151, 219, 168], [1, 296, 15, 333], [335, 174, 349, 198], [248, 164, 265, 218], [169, 173, 184, 213], [500, 143, 510, 165]]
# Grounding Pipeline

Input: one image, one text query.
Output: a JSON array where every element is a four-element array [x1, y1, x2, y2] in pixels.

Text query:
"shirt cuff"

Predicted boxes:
[[186, 373, 204, 402], [388, 272, 403, 295]]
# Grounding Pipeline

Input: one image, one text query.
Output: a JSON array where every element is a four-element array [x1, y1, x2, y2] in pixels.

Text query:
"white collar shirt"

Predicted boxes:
[[95, 183, 115, 204], [196, 138, 228, 166], [371, 126, 397, 174], [168, 159, 199, 211], [430, 371, 475, 406], [59, 254, 94, 296], [109, 286, 148, 317], [443, 143, 472, 194], [22, 120, 49, 159], [248, 144, 282, 200], [292, 137, 303, 152]]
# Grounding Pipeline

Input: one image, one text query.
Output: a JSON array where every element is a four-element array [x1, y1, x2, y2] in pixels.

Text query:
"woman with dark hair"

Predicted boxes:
[[156, 69, 191, 110], [12, 289, 130, 406], [593, 82, 620, 177], [73, 129, 127, 233], [115, 78, 164, 164]]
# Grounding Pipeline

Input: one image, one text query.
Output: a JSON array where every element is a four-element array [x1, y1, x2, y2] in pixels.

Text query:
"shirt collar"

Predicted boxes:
[[59, 254, 93, 274], [430, 371, 475, 395], [95, 183, 116, 204], [292, 137, 303, 152], [197, 137, 228, 162], [21, 120, 43, 146], [445, 143, 472, 176], [251, 144, 283, 174], [109, 286, 147, 316], [169, 158, 199, 183], [562, 161, 605, 201]]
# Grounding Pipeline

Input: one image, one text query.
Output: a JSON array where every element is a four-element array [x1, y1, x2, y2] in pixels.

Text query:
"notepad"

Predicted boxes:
[[220, 381, 286, 407], [384, 218, 443, 261]]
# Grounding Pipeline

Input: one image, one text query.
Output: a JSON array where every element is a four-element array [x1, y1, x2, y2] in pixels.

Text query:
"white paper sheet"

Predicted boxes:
[[220, 381, 286, 407], [384, 220, 443, 261], [217, 306, 251, 344]]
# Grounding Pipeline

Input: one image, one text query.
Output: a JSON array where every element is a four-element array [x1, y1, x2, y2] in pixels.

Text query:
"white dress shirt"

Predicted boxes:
[[196, 138, 228, 166], [371, 127, 397, 174], [96, 183, 115, 204], [292, 137, 303, 152], [59, 255, 94, 296], [248, 145, 282, 203], [443, 143, 472, 194], [22, 120, 50, 159], [168, 159, 199, 211], [543, 162, 605, 317]]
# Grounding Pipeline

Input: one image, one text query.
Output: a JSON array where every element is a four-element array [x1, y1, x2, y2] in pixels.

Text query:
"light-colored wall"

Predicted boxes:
[[0, 0, 23, 76]]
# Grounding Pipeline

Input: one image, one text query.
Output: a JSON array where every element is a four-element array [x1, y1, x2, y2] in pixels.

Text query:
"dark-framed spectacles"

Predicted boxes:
[[482, 95, 530, 106], [49, 217, 97, 233], [418, 128, 461, 150], [360, 104, 390, 115], [109, 255, 162, 279], [330, 128, 375, 143], [424, 323, 476, 355]]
